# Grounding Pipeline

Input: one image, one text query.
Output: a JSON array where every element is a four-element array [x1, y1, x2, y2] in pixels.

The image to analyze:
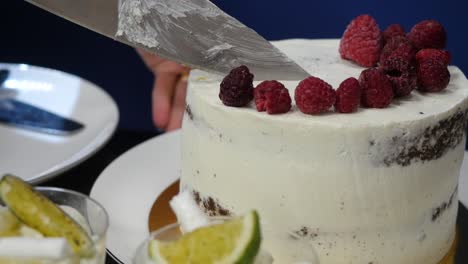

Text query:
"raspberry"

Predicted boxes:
[[254, 80, 292, 114], [417, 58, 450, 92], [415, 49, 451, 66], [408, 20, 447, 50], [335, 77, 361, 113], [386, 70, 417, 97], [379, 36, 416, 66], [380, 53, 417, 97], [381, 52, 413, 73], [383, 24, 406, 43], [415, 49, 450, 92], [219, 65, 254, 107], [295, 76, 336, 114], [339, 14, 383, 67], [359, 68, 394, 108]]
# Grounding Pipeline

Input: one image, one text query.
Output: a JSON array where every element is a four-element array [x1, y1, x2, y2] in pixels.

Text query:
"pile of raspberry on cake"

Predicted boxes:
[[218, 14, 451, 115]]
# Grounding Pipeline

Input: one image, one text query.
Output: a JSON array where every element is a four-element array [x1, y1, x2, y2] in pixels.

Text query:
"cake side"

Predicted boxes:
[[181, 39, 468, 263]]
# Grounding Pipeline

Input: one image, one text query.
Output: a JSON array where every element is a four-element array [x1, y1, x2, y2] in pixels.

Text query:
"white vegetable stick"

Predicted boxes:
[[0, 237, 72, 258], [18, 225, 43, 238]]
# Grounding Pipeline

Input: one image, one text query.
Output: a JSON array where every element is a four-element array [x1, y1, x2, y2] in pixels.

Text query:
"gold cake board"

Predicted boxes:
[[148, 180, 179, 232], [148, 180, 457, 264]]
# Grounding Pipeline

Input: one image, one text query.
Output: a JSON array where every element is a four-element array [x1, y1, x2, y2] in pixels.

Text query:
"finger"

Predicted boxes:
[[157, 61, 191, 75], [166, 77, 188, 131], [137, 49, 191, 75], [136, 49, 166, 70], [152, 72, 179, 129]]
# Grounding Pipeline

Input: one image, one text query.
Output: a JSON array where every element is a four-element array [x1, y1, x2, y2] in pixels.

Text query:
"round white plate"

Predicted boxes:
[[91, 131, 180, 264], [90, 130, 468, 264], [0, 63, 118, 183]]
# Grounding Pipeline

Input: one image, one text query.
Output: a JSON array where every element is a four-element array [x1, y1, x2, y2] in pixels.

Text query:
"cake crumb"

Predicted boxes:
[[185, 105, 194, 120], [192, 190, 232, 216], [375, 110, 467, 166]]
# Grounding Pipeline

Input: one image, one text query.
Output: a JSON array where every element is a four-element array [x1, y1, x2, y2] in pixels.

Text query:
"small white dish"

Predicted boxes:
[[90, 130, 468, 264], [0, 63, 119, 183]]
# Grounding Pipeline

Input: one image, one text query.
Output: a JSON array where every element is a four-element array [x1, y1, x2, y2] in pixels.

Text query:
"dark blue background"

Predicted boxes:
[[1, 0, 467, 133]]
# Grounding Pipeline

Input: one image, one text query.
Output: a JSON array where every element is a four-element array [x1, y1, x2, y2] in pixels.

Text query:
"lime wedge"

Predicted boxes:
[[149, 210, 261, 264], [0, 175, 95, 257]]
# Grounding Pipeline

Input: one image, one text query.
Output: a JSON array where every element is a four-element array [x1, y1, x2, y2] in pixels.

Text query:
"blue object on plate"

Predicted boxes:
[[0, 99, 84, 135], [0, 69, 84, 135]]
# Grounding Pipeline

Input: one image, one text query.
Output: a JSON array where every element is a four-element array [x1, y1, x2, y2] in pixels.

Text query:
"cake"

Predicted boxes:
[[180, 39, 468, 263]]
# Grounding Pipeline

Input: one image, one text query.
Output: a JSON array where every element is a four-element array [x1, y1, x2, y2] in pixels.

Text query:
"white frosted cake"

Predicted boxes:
[[180, 39, 468, 263]]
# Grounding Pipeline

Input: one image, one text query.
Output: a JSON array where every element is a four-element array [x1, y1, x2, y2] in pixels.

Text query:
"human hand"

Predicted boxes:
[[137, 49, 190, 131]]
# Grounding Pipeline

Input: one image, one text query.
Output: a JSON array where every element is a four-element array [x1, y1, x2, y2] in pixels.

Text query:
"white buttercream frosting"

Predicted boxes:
[[181, 39, 468, 263], [116, 0, 160, 48], [169, 189, 210, 233]]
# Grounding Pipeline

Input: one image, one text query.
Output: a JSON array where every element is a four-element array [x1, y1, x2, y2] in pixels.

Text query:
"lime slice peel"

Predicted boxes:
[[149, 210, 261, 264]]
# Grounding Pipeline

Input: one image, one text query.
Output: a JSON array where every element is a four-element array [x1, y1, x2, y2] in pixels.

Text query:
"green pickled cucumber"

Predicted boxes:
[[0, 175, 95, 258], [0, 207, 21, 237]]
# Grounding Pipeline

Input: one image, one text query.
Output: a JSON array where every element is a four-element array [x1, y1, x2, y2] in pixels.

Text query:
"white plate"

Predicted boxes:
[[91, 131, 180, 264], [0, 63, 118, 183], [90, 130, 468, 264]]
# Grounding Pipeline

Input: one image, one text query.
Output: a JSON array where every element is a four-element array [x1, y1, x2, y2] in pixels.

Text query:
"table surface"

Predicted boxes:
[[39, 130, 468, 264]]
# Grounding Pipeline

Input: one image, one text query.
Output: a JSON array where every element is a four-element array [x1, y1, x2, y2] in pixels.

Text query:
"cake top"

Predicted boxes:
[[187, 39, 468, 128]]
